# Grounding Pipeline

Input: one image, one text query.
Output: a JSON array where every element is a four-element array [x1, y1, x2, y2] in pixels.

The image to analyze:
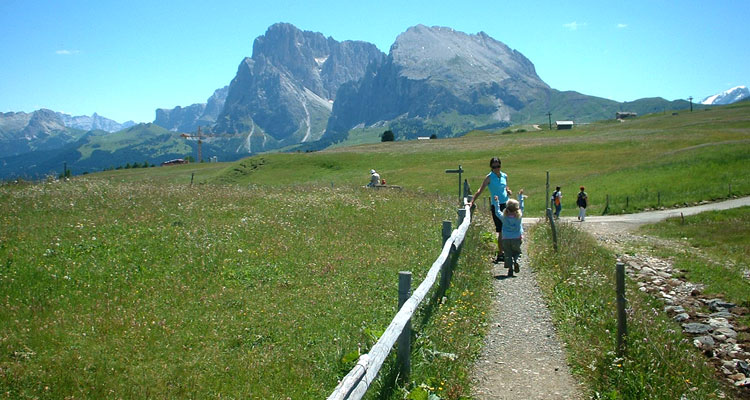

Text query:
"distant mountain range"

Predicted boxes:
[[154, 86, 229, 133], [701, 86, 749, 105], [1, 23, 740, 180]]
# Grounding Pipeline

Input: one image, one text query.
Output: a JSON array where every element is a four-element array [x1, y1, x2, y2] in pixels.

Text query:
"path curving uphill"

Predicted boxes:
[[471, 196, 750, 399]]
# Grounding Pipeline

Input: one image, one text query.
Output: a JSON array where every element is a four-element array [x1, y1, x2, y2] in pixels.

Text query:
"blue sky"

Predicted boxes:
[[1, 0, 748, 123]]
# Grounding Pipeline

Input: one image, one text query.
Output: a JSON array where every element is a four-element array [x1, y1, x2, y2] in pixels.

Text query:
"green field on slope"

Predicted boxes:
[[3, 102, 748, 399], [94, 101, 750, 217]]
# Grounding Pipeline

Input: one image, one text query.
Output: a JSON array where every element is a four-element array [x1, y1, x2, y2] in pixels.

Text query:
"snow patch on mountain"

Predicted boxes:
[[701, 86, 749, 105]]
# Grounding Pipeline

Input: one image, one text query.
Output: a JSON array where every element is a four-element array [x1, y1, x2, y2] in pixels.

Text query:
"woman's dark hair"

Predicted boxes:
[[489, 157, 501, 167]]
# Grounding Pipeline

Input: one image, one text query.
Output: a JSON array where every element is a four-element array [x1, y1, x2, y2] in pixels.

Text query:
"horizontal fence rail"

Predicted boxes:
[[328, 201, 472, 400]]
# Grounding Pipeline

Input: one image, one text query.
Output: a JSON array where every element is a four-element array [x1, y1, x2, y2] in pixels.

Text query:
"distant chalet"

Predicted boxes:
[[161, 158, 188, 166], [555, 121, 574, 130], [616, 112, 637, 120]]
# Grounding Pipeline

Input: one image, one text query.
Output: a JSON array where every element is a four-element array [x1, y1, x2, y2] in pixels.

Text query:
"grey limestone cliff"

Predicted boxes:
[[325, 25, 551, 141], [154, 86, 229, 133], [214, 23, 384, 152]]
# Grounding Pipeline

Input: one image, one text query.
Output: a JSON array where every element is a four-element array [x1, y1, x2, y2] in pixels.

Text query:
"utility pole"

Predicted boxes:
[[688, 96, 693, 112], [180, 126, 204, 163], [547, 112, 552, 130]]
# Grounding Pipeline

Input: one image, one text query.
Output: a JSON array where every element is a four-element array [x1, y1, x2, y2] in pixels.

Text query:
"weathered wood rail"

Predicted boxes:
[[327, 200, 473, 400]]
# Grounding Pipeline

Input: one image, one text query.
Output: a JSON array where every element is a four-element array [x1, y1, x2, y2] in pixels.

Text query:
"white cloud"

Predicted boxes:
[[55, 49, 80, 55], [617, 23, 628, 29], [563, 22, 586, 31]]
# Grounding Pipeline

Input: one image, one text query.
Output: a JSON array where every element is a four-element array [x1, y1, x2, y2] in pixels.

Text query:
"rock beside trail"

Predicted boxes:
[[621, 253, 750, 389]]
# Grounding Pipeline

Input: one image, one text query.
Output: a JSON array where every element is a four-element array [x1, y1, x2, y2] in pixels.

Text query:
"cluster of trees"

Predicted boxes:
[[381, 129, 438, 142], [103, 161, 156, 171]]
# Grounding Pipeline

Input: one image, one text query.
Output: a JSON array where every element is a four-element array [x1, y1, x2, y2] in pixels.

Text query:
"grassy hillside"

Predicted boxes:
[[106, 101, 750, 217], [2, 101, 748, 398], [0, 180, 489, 398]]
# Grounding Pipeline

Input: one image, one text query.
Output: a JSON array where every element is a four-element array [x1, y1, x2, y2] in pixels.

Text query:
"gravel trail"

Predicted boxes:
[[471, 196, 750, 399], [470, 241, 583, 399]]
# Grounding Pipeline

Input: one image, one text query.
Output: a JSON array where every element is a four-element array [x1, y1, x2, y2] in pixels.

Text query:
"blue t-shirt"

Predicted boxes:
[[487, 171, 508, 206], [494, 193, 525, 239]]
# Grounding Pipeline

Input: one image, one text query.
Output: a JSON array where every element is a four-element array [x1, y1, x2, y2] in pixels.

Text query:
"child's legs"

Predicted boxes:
[[503, 238, 522, 263], [501, 239, 514, 269]]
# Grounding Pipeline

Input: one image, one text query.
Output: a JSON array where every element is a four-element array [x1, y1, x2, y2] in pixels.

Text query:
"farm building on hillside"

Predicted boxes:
[[616, 112, 637, 120], [161, 158, 187, 166], [555, 121, 574, 130]]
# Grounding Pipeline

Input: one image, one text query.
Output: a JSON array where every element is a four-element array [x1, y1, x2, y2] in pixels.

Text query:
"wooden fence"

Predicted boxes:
[[327, 199, 473, 400]]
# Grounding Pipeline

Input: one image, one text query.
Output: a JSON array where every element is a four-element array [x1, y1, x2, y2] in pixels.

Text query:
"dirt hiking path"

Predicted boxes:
[[471, 196, 750, 399]]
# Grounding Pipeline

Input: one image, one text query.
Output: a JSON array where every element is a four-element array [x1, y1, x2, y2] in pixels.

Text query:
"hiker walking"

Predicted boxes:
[[577, 186, 588, 221], [551, 186, 562, 218], [469, 157, 510, 263]]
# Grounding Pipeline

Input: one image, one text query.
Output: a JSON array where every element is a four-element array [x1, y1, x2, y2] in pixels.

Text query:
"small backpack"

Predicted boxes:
[[577, 191, 586, 207]]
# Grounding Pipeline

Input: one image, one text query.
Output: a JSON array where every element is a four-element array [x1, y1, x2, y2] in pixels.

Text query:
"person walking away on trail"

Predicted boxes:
[[494, 191, 525, 277], [551, 186, 562, 218], [577, 186, 588, 221], [468, 157, 510, 263], [367, 169, 381, 187]]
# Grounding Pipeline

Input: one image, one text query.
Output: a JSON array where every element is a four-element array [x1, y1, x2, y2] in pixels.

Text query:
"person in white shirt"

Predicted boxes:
[[367, 169, 381, 187]]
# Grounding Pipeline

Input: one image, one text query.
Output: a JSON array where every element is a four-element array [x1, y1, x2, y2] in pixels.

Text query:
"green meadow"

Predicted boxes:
[[1, 181, 489, 398], [95, 101, 749, 217], [1, 102, 749, 398]]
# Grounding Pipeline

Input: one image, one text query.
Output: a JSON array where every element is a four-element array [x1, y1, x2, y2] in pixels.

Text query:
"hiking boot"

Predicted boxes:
[[514, 262, 520, 273], [494, 253, 504, 263]]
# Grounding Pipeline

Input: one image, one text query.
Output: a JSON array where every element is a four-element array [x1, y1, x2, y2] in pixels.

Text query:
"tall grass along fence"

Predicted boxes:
[[601, 182, 747, 215], [328, 199, 473, 400]]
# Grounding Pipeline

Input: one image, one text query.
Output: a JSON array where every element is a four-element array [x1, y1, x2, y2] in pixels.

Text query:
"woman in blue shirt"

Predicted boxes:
[[469, 157, 510, 263]]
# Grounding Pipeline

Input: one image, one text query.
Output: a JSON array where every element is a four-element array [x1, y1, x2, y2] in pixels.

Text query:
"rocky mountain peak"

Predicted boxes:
[[701, 85, 749, 105], [323, 25, 552, 142], [390, 25, 547, 92], [213, 23, 383, 151]]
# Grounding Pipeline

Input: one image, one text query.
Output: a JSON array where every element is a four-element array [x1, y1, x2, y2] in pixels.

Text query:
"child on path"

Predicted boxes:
[[494, 189, 525, 277], [551, 186, 562, 218]]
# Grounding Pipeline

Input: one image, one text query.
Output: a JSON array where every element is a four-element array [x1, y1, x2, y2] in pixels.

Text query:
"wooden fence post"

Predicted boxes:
[[616, 262, 627, 357], [546, 208, 558, 251], [603, 194, 610, 215], [440, 221, 452, 292], [457, 208, 466, 227], [657, 191, 661, 207], [190, 172, 194, 186], [546, 171, 550, 210], [441, 221, 452, 245], [397, 272, 412, 381]]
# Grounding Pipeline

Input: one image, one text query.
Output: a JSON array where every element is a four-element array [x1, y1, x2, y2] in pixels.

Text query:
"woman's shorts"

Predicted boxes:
[[490, 203, 507, 233]]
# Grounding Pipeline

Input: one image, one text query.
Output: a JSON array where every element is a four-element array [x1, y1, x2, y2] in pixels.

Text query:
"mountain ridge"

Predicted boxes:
[[0, 23, 710, 179]]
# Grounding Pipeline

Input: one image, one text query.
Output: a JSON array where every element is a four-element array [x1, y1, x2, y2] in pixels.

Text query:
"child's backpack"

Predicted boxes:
[[577, 191, 586, 207], [552, 191, 561, 206]]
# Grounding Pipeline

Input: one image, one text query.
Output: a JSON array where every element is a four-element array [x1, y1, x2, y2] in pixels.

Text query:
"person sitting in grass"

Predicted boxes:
[[494, 189, 525, 277], [367, 169, 381, 187]]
